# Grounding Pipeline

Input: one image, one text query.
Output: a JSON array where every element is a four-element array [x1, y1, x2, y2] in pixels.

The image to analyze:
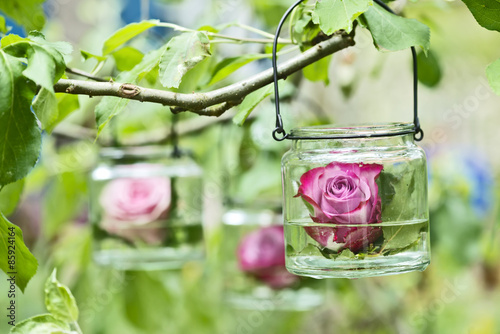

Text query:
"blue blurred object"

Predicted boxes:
[[463, 154, 494, 216], [428, 148, 494, 217], [0, 10, 26, 36], [121, 0, 172, 23]]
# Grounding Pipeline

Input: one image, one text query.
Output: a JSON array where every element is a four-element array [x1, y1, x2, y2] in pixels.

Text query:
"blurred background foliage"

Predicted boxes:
[[1, 0, 500, 333]]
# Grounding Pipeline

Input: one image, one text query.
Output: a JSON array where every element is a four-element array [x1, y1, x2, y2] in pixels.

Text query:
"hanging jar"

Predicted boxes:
[[281, 124, 429, 278], [270, 0, 430, 278], [221, 205, 324, 310], [89, 146, 204, 270]]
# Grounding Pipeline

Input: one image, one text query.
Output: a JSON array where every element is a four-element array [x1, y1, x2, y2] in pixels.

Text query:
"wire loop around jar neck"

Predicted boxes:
[[271, 0, 424, 142]]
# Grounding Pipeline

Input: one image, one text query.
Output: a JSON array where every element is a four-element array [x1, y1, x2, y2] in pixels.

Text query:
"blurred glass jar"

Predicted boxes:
[[89, 146, 204, 270], [222, 207, 324, 311], [282, 123, 430, 278]]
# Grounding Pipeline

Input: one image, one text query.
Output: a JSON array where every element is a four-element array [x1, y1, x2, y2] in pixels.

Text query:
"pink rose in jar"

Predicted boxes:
[[296, 162, 383, 253], [99, 177, 171, 245], [237, 226, 299, 289]]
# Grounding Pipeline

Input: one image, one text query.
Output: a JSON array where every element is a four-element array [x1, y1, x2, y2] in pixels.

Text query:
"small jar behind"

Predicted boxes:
[[222, 206, 324, 311], [282, 123, 430, 278], [89, 146, 204, 270]]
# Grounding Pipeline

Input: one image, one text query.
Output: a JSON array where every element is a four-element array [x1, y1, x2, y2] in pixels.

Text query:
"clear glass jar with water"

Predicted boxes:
[[89, 146, 204, 270], [281, 123, 430, 278]]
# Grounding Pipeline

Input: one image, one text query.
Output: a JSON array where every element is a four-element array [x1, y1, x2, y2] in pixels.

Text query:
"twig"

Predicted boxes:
[[54, 33, 355, 117], [65, 68, 108, 82]]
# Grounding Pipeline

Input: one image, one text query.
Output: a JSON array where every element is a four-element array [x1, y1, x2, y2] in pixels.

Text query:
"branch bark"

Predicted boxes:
[[54, 33, 355, 116]]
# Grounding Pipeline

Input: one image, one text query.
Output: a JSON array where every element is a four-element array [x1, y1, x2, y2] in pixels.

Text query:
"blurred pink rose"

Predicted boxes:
[[296, 162, 383, 253], [237, 226, 299, 289], [99, 177, 171, 244]]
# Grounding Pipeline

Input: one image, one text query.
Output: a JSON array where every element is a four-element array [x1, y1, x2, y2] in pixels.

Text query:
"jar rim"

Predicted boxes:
[[99, 145, 172, 158], [289, 122, 415, 139]]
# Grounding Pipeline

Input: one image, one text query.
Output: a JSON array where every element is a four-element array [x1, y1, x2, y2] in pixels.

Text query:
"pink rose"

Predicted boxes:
[[237, 226, 299, 289], [99, 177, 171, 244], [296, 162, 383, 253]]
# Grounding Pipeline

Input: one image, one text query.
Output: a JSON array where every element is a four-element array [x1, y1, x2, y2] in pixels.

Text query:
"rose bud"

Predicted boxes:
[[296, 162, 383, 253], [237, 226, 299, 289]]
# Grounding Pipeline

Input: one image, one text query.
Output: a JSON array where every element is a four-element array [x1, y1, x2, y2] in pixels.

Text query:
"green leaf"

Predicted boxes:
[[232, 84, 274, 126], [486, 58, 500, 95], [33, 92, 80, 133], [45, 269, 79, 323], [312, 0, 372, 34], [159, 31, 211, 88], [112, 46, 144, 71], [362, 3, 430, 52], [462, 0, 500, 32], [302, 55, 332, 84], [208, 54, 266, 85], [0, 212, 38, 292], [2, 33, 72, 132], [51, 94, 80, 133], [2, 33, 71, 92], [103, 19, 160, 55], [95, 48, 164, 135], [32, 88, 58, 130], [0, 15, 8, 34], [0, 0, 45, 32], [0, 179, 24, 216], [376, 171, 397, 206], [381, 221, 425, 250], [417, 50, 442, 87], [80, 50, 107, 62], [0, 50, 41, 186], [9, 314, 71, 334]]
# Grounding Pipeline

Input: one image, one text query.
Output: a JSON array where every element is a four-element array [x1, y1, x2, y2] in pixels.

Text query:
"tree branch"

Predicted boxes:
[[54, 33, 355, 116]]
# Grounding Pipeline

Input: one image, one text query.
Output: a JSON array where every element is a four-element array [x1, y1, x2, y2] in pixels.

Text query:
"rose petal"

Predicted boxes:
[[100, 177, 171, 224], [237, 226, 286, 272]]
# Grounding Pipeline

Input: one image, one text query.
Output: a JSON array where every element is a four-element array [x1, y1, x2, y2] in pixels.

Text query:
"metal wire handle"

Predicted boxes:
[[271, 0, 424, 142]]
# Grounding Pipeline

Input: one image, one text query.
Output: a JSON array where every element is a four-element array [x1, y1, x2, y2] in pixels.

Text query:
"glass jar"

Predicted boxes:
[[281, 123, 430, 278], [89, 146, 204, 270], [221, 207, 324, 311]]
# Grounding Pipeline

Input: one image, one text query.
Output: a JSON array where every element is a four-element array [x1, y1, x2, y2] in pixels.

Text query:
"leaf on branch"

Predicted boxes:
[[312, 0, 373, 34], [95, 48, 165, 135], [112, 46, 144, 71], [9, 314, 72, 334], [303, 55, 332, 84], [0, 212, 38, 292], [233, 84, 274, 126], [2, 32, 72, 132], [103, 19, 160, 55], [486, 58, 500, 95], [417, 50, 442, 87], [0, 0, 45, 32], [462, 0, 500, 32], [0, 50, 41, 186], [361, 3, 430, 53], [159, 31, 211, 88], [80, 50, 107, 62], [208, 54, 266, 86], [0, 179, 25, 216], [45, 269, 79, 323]]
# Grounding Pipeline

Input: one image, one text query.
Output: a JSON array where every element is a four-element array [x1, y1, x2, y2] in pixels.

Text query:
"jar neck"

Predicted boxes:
[[289, 123, 416, 150], [291, 133, 415, 151]]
